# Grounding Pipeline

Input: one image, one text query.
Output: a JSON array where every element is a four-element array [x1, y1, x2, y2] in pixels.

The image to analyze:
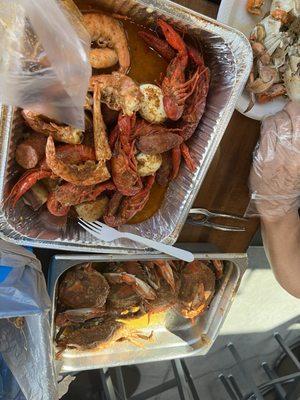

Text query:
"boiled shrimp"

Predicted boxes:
[[83, 13, 130, 73], [89, 48, 118, 69]]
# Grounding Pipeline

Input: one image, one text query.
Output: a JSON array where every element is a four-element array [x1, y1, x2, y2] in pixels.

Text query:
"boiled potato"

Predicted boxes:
[[75, 196, 109, 221], [30, 182, 48, 205], [139, 84, 167, 124], [137, 152, 162, 176]]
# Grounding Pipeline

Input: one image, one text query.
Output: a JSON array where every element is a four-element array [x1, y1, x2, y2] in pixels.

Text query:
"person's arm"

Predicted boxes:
[[248, 101, 300, 297], [261, 211, 300, 298]]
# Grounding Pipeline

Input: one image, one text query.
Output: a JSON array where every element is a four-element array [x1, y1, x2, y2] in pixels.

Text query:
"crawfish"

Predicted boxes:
[[141, 20, 200, 121], [139, 28, 209, 139], [132, 119, 183, 155], [111, 114, 142, 196], [104, 175, 155, 227], [139, 24, 210, 179], [178, 55, 210, 141], [171, 52, 210, 178], [171, 47, 210, 179], [138, 30, 176, 62]]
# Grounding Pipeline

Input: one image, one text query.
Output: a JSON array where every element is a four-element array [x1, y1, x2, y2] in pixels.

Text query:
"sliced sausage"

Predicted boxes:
[[15, 134, 47, 169]]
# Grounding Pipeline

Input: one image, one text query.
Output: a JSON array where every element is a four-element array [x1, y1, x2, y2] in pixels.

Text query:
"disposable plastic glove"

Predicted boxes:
[[249, 101, 300, 219], [248, 101, 300, 298]]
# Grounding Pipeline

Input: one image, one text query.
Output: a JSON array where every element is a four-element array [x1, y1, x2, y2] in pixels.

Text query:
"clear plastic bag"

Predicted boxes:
[[247, 101, 300, 219], [0, 240, 57, 400], [0, 355, 26, 400], [0, 0, 91, 129]]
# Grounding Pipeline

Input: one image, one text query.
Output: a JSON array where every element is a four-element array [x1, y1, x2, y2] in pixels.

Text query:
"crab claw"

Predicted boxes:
[[157, 19, 187, 55], [152, 260, 176, 292], [138, 30, 176, 61], [211, 260, 224, 280], [104, 272, 157, 300], [46, 136, 110, 186]]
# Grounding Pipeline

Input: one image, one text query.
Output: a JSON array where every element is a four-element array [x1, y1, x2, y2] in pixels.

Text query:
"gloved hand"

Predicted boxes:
[[248, 101, 300, 219]]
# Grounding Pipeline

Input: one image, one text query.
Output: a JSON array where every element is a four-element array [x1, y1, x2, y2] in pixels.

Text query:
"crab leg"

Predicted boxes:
[[46, 136, 110, 186], [47, 192, 70, 217], [104, 175, 155, 227], [212, 260, 224, 280], [104, 272, 157, 300], [157, 19, 189, 121], [180, 143, 196, 172], [170, 146, 181, 180], [22, 110, 83, 144], [56, 307, 106, 326], [152, 260, 176, 292], [138, 30, 176, 61], [111, 114, 142, 196], [53, 181, 116, 207], [93, 84, 112, 161]]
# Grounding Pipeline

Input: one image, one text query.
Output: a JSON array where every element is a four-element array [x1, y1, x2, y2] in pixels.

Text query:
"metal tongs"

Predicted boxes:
[[187, 208, 247, 232]]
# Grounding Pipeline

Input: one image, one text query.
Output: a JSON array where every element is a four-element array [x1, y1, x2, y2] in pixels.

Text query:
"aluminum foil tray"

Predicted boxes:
[[0, 0, 252, 252], [48, 252, 247, 372]]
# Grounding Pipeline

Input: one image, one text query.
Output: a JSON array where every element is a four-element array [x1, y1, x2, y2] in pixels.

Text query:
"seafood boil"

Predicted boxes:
[[55, 259, 224, 355], [7, 12, 210, 228], [246, 0, 300, 108]]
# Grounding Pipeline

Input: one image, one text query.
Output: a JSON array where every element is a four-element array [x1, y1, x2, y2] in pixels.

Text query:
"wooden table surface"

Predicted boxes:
[[176, 0, 261, 252]]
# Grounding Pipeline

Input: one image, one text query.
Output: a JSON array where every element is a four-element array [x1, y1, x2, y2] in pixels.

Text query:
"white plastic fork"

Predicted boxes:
[[78, 219, 194, 262]]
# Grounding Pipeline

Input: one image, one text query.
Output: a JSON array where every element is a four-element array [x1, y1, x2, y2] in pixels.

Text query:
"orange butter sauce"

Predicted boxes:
[[123, 19, 169, 223]]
